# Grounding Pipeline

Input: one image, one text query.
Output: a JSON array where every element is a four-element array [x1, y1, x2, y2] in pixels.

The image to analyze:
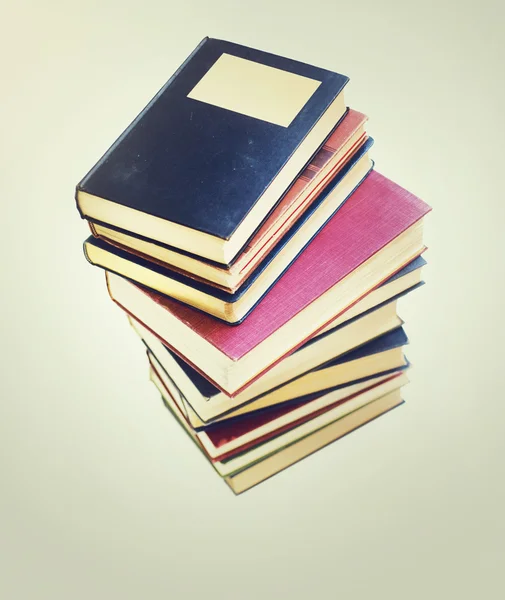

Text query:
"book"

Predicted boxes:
[[84, 138, 374, 322], [320, 254, 425, 330], [138, 302, 410, 427], [150, 350, 405, 461], [88, 109, 369, 292], [128, 256, 424, 425], [134, 299, 402, 423], [149, 365, 407, 479], [148, 315, 409, 422], [146, 328, 410, 431], [224, 390, 404, 494], [107, 171, 430, 395], [76, 37, 349, 264]]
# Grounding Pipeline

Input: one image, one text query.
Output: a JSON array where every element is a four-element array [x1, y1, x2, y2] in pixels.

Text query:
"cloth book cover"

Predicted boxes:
[[76, 37, 349, 260]]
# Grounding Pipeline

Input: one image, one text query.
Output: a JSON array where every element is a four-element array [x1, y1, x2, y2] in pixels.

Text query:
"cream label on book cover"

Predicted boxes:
[[187, 53, 321, 127]]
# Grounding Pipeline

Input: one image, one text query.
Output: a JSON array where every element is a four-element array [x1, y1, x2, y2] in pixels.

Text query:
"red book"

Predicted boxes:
[[188, 377, 402, 461], [107, 170, 431, 395], [149, 352, 406, 463]]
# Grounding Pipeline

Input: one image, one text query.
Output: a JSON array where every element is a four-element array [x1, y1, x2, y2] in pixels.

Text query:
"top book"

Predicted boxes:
[[75, 37, 349, 264]]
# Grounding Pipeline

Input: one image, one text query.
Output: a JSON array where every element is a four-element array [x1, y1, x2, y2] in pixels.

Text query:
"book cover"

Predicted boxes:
[[76, 37, 349, 242]]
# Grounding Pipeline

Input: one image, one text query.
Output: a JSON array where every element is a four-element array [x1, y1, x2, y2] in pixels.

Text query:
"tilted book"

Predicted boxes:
[[76, 37, 349, 264], [146, 326, 409, 429], [135, 299, 404, 424], [88, 109, 368, 292], [150, 352, 406, 462], [84, 137, 374, 322], [149, 365, 407, 485], [107, 171, 430, 395], [224, 391, 404, 494]]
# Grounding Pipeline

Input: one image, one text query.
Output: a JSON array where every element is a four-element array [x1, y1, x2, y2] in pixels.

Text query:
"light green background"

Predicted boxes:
[[1, 1, 504, 598]]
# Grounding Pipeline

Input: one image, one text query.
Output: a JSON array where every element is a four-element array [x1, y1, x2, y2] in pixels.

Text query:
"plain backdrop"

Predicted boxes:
[[1, 1, 504, 598]]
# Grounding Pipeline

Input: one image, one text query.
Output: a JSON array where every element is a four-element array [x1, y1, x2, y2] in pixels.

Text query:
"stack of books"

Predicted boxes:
[[76, 37, 431, 494]]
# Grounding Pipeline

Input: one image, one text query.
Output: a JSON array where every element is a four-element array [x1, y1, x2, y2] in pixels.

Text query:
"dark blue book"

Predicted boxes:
[[84, 138, 374, 323], [76, 37, 349, 265], [148, 325, 410, 430]]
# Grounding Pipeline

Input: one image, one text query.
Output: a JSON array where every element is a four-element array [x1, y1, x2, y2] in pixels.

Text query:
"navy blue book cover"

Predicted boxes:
[[84, 137, 374, 309], [77, 37, 349, 240]]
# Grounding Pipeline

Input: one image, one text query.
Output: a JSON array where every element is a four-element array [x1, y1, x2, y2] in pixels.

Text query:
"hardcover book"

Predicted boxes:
[[134, 299, 403, 423], [224, 390, 404, 494], [107, 170, 431, 395], [76, 37, 349, 264], [84, 137, 374, 322], [147, 326, 409, 430], [88, 109, 369, 292], [150, 351, 405, 462], [128, 255, 425, 424], [149, 365, 407, 481]]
